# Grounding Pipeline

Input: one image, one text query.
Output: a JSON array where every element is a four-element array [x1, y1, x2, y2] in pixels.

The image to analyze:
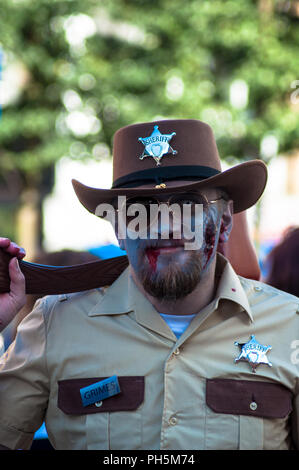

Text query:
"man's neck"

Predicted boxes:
[[130, 258, 217, 316]]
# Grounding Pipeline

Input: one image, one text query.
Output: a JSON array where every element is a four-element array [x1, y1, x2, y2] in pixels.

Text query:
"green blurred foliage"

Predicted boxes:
[[0, 0, 298, 188]]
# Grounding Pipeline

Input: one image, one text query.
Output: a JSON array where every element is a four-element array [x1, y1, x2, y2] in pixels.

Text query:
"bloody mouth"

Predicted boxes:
[[144, 224, 216, 272], [145, 243, 184, 271], [146, 248, 160, 271]]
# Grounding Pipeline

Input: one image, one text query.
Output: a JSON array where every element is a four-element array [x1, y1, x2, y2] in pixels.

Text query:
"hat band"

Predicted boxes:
[[112, 165, 221, 189]]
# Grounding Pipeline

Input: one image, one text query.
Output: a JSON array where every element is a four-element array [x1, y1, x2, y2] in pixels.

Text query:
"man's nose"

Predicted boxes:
[[150, 207, 183, 240]]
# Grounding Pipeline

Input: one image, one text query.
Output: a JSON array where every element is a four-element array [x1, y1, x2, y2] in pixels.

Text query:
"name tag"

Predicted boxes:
[[80, 376, 121, 407]]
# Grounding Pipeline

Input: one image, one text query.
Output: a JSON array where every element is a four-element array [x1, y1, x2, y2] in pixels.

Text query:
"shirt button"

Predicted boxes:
[[169, 416, 178, 426], [173, 348, 180, 356], [254, 286, 262, 292], [250, 401, 258, 411]]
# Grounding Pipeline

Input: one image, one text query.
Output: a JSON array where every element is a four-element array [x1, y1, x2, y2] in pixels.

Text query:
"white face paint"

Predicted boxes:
[[116, 185, 230, 301]]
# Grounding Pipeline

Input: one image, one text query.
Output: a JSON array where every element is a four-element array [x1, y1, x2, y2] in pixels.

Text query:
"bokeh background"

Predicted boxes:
[[0, 0, 299, 273], [1, 0, 299, 266], [0, 0, 299, 447], [1, 0, 299, 271]]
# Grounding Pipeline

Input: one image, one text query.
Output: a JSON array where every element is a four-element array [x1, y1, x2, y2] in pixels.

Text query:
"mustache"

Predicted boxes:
[[140, 222, 217, 251], [142, 238, 186, 250]]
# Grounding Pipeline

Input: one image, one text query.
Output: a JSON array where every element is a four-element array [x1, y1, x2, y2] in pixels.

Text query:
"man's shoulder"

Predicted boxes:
[[238, 276, 299, 311], [36, 287, 107, 320], [49, 287, 106, 304]]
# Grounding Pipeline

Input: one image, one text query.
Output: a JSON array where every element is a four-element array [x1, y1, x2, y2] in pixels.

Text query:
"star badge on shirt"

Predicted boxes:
[[138, 125, 177, 165], [234, 335, 272, 373]]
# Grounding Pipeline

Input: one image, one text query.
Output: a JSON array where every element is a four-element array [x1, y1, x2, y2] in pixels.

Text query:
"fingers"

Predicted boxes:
[[0, 237, 10, 248], [0, 258, 26, 332], [0, 237, 26, 259], [8, 257, 26, 310]]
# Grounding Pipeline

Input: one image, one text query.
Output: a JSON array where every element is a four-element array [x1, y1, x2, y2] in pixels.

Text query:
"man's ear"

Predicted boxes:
[[219, 200, 233, 244]]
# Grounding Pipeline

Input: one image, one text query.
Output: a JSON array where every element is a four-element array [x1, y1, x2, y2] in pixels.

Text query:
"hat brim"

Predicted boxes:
[[72, 160, 267, 215]]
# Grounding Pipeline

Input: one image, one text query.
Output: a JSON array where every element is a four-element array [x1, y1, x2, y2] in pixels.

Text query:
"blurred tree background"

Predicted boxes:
[[0, 0, 298, 256]]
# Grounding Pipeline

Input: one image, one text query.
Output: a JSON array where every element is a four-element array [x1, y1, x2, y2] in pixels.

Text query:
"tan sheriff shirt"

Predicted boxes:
[[0, 254, 298, 450]]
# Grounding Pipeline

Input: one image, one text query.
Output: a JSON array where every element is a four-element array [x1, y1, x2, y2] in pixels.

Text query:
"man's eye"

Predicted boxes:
[[179, 198, 201, 206], [146, 199, 159, 205], [181, 199, 195, 205]]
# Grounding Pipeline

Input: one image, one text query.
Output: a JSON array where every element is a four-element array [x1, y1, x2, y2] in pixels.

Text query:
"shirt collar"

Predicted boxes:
[[213, 253, 253, 322], [88, 253, 253, 323], [88, 265, 175, 340], [88, 266, 132, 316]]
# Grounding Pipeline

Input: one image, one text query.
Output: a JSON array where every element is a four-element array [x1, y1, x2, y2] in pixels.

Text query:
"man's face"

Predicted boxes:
[[117, 184, 232, 302]]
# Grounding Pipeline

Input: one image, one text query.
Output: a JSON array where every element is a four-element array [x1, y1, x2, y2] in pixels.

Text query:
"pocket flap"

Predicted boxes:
[[58, 376, 144, 415], [206, 378, 292, 419]]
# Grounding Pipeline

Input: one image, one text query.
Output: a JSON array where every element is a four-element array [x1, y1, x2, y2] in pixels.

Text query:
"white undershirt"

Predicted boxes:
[[159, 313, 197, 338]]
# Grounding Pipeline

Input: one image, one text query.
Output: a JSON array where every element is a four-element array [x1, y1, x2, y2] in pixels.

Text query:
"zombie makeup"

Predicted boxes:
[[121, 192, 228, 302]]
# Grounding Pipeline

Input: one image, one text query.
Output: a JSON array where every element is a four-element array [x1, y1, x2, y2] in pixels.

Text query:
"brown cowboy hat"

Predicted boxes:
[[72, 119, 267, 214]]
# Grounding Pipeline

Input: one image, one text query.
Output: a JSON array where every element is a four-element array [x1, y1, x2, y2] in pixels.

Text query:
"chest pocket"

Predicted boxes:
[[205, 378, 293, 450], [58, 376, 144, 450]]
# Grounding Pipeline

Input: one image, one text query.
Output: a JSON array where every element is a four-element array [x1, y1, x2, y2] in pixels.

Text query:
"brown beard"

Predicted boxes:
[[139, 251, 203, 302]]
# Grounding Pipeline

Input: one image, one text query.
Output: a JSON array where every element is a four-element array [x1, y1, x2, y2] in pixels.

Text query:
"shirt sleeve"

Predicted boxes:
[[0, 297, 50, 449]]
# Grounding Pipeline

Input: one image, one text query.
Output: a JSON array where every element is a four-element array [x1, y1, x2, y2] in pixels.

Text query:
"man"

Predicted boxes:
[[0, 119, 298, 450]]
